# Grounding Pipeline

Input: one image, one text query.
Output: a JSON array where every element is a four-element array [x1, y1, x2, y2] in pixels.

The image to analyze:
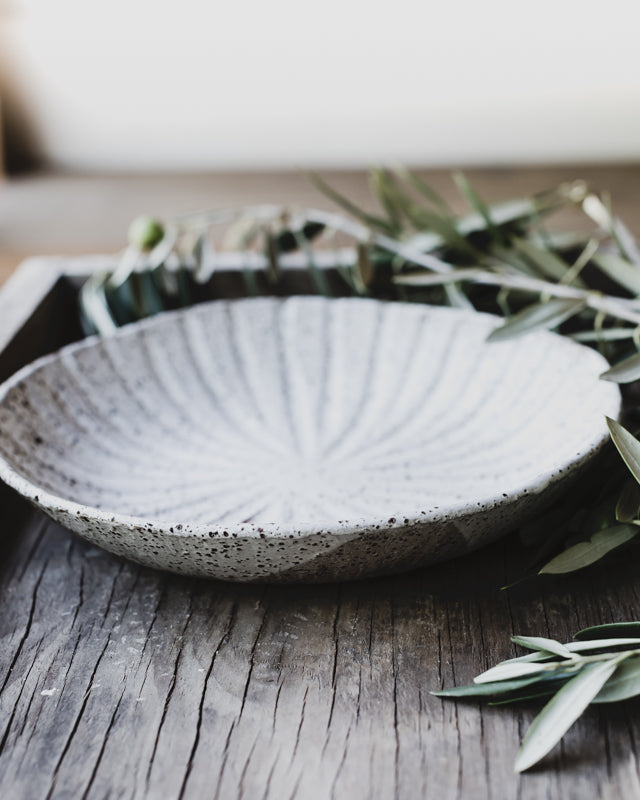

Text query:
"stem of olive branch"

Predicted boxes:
[[303, 209, 455, 275], [395, 270, 640, 326], [175, 205, 455, 276], [172, 203, 640, 326]]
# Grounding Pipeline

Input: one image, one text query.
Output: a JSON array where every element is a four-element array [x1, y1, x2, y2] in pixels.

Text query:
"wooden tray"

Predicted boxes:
[[1, 256, 640, 800]]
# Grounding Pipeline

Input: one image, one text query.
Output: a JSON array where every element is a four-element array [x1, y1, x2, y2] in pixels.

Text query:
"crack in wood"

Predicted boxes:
[[80, 686, 127, 800], [44, 637, 113, 800], [0, 556, 49, 696], [179, 600, 240, 800]]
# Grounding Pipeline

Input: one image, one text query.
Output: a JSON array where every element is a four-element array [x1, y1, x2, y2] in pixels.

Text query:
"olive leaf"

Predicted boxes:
[[592, 656, 640, 703], [304, 171, 396, 235], [607, 418, 640, 485], [538, 524, 639, 575], [514, 657, 625, 773], [79, 272, 119, 336], [487, 298, 587, 342], [436, 625, 640, 773], [369, 169, 404, 235], [474, 660, 564, 684], [511, 238, 579, 284], [591, 251, 640, 296], [433, 674, 554, 699], [601, 351, 640, 383], [510, 636, 573, 658], [562, 637, 640, 652], [351, 243, 376, 294], [291, 228, 332, 297], [392, 167, 453, 218], [611, 216, 640, 266], [575, 622, 640, 640], [616, 480, 640, 522], [453, 171, 505, 247]]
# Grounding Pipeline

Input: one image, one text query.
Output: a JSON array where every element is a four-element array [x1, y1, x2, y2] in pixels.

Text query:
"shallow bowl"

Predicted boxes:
[[0, 297, 621, 582]]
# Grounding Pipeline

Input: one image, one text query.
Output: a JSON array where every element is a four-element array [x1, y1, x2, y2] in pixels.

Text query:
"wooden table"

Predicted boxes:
[[2, 167, 640, 799]]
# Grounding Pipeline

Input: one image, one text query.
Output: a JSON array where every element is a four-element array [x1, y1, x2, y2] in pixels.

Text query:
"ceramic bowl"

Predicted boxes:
[[0, 297, 621, 582]]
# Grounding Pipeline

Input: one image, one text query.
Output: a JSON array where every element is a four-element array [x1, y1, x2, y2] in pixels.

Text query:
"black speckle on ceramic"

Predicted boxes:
[[0, 297, 621, 582]]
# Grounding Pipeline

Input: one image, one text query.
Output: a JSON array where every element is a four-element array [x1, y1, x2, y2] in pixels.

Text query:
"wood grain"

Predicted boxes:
[[2, 493, 640, 800]]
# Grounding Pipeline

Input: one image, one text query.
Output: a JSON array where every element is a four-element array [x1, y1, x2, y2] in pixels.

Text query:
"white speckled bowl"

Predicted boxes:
[[0, 297, 621, 582]]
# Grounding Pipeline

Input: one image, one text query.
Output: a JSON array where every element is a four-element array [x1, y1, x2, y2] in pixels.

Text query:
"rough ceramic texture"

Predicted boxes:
[[0, 297, 621, 582]]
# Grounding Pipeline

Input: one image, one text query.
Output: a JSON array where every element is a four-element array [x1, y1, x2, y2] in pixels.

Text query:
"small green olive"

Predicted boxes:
[[128, 215, 165, 251]]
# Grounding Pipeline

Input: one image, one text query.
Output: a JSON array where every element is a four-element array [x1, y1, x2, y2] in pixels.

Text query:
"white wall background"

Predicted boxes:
[[2, 0, 640, 170]]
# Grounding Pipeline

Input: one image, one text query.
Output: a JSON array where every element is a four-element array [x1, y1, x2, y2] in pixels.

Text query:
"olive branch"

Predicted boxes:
[[434, 622, 640, 772]]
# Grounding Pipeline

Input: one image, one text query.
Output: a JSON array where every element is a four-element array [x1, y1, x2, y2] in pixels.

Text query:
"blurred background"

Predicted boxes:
[[1, 0, 639, 282]]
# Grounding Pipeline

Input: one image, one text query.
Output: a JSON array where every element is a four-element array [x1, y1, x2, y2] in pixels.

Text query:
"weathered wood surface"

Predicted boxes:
[[3, 485, 640, 800]]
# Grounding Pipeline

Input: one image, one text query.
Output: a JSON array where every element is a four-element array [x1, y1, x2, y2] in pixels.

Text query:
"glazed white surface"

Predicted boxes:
[[0, 297, 621, 581]]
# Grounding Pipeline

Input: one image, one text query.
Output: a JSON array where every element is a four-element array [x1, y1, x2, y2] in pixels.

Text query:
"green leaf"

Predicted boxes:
[[291, 228, 332, 297], [489, 688, 561, 705], [500, 650, 559, 666], [607, 418, 640, 485], [351, 243, 375, 295], [132, 271, 166, 318], [515, 658, 623, 773], [601, 351, 640, 384], [593, 656, 640, 703], [264, 229, 281, 285], [506, 639, 640, 662], [369, 169, 404, 234], [393, 168, 453, 217], [511, 636, 573, 659], [611, 216, 640, 266], [529, 230, 591, 253], [583, 193, 640, 265], [575, 622, 640, 640], [305, 171, 396, 235], [511, 238, 576, 284], [455, 196, 556, 238], [591, 251, 640, 296], [487, 298, 587, 343], [616, 480, 640, 522], [453, 172, 504, 246], [491, 245, 540, 277], [566, 637, 640, 653], [538, 524, 639, 574], [474, 660, 565, 684], [432, 675, 553, 698], [78, 272, 119, 336], [403, 230, 448, 255], [408, 207, 478, 254], [372, 170, 478, 255]]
